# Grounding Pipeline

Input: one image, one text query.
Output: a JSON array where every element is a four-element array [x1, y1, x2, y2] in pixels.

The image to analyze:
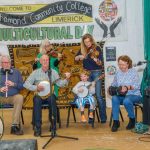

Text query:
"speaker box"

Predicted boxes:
[[0, 139, 38, 150]]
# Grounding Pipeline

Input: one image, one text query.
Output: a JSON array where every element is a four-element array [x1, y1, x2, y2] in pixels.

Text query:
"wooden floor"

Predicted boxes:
[[1, 107, 150, 150]]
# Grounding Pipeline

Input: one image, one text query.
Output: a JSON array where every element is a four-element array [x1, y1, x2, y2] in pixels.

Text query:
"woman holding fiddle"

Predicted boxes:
[[75, 33, 107, 123], [35, 39, 63, 97]]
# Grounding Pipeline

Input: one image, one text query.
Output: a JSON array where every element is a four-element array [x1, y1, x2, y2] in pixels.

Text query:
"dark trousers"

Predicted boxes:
[[143, 95, 150, 125], [33, 94, 57, 130]]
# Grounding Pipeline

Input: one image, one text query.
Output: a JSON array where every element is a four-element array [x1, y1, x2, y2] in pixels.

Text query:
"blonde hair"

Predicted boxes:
[[81, 33, 97, 56], [39, 39, 51, 54], [79, 69, 90, 76]]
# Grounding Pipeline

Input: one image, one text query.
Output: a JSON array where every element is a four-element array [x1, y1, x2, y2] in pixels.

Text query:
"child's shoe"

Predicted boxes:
[[81, 115, 87, 123], [88, 117, 94, 124], [89, 112, 93, 118]]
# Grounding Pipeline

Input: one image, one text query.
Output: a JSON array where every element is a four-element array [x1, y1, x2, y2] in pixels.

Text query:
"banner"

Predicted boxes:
[[0, 0, 127, 44]]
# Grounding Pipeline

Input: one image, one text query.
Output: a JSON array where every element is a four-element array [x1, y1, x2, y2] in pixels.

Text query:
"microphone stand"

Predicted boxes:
[[41, 68, 78, 149]]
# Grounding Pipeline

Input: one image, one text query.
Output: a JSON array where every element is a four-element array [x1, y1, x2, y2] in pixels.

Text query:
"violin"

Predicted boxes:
[[46, 50, 58, 58], [88, 46, 102, 66], [88, 46, 100, 59], [46, 47, 65, 59]]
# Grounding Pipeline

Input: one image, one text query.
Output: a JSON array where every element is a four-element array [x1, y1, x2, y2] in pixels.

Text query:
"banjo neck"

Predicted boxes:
[[87, 73, 105, 88]]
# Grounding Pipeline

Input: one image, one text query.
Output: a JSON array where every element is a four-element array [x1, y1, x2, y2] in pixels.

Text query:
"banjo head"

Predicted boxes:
[[0, 117, 4, 140], [78, 86, 89, 98], [38, 81, 50, 97]]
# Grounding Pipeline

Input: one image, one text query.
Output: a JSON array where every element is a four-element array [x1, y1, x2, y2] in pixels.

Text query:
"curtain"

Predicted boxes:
[[144, 0, 150, 60], [141, 0, 150, 101]]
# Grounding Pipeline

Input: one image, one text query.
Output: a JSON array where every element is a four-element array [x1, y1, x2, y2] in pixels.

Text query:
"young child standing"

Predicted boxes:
[[72, 70, 96, 123]]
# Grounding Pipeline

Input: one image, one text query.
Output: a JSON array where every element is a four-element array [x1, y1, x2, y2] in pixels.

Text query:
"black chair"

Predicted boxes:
[[31, 100, 61, 130], [66, 100, 100, 128], [134, 103, 143, 122], [109, 103, 143, 127]]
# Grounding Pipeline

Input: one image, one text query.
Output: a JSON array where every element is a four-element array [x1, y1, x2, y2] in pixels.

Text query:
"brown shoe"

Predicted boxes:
[[81, 115, 87, 123], [89, 112, 93, 119]]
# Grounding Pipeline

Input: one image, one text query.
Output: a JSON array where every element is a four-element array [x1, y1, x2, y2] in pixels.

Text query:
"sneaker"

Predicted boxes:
[[88, 117, 94, 124], [11, 125, 24, 135], [81, 115, 87, 123], [34, 126, 41, 137], [51, 129, 56, 137], [89, 112, 93, 118]]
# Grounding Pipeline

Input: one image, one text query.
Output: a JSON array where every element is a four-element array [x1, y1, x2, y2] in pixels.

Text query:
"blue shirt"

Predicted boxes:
[[111, 68, 141, 96], [76, 46, 103, 71], [0, 68, 23, 97]]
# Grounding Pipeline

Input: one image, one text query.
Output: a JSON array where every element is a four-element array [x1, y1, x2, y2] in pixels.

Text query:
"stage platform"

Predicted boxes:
[[1, 107, 149, 150]]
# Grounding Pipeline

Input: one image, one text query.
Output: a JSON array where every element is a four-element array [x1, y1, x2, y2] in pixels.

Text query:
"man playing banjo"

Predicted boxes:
[[24, 54, 71, 137]]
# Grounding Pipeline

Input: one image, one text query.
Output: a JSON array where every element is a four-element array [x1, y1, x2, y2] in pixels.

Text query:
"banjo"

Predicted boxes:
[[0, 116, 4, 140], [77, 74, 105, 98], [36, 67, 80, 99], [37, 81, 51, 99]]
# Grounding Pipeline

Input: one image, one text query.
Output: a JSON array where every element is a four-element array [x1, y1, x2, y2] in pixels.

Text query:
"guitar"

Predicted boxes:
[[77, 74, 105, 98]]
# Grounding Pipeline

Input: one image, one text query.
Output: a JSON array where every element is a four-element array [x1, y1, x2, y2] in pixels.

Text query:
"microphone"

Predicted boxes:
[[137, 61, 147, 66]]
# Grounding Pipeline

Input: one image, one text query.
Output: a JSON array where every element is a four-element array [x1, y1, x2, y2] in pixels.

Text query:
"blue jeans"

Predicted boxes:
[[89, 70, 107, 122], [33, 94, 57, 130], [112, 95, 142, 120]]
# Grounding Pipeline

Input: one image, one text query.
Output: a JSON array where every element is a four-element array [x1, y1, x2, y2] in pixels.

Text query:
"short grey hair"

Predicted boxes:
[[0, 55, 11, 65]]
